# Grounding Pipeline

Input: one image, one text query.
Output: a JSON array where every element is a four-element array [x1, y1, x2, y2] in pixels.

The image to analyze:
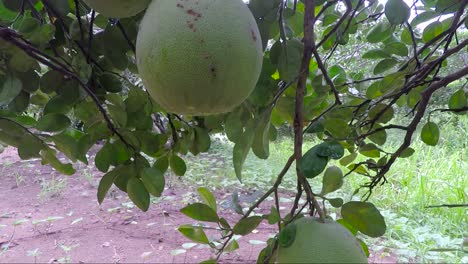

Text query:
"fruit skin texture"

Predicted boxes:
[[276, 217, 368, 263], [82, 0, 151, 18], [136, 0, 263, 115]]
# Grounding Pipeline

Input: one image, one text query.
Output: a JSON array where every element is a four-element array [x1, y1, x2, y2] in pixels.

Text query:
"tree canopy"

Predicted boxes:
[[0, 0, 467, 262]]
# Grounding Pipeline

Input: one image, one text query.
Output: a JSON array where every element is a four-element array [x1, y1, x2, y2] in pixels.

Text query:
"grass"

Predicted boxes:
[[181, 114, 467, 263]]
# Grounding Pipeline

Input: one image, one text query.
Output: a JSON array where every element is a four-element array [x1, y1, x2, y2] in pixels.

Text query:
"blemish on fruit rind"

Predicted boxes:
[[187, 9, 202, 18], [250, 29, 257, 41], [176, 3, 184, 8]]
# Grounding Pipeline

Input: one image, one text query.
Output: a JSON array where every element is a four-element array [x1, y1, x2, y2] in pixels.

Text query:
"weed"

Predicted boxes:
[[81, 169, 95, 187], [13, 172, 25, 187], [27, 248, 42, 263], [38, 176, 67, 202]]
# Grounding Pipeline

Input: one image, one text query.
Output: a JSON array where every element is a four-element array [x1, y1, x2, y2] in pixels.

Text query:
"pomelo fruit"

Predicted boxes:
[[136, 0, 263, 115], [276, 217, 368, 263], [82, 0, 151, 18]]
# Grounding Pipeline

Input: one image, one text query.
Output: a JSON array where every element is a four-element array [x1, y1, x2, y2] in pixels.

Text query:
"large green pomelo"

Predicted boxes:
[[136, 0, 263, 115], [82, 0, 151, 18], [277, 217, 368, 263]]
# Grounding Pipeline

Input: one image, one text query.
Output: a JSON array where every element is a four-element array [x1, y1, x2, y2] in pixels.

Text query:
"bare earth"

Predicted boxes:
[[0, 147, 397, 263]]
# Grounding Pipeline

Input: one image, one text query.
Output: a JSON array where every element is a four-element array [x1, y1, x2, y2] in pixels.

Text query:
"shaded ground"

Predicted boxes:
[[0, 147, 397, 263]]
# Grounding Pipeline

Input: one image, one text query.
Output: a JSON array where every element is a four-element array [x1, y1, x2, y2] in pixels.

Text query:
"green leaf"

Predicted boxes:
[[321, 166, 344, 195], [127, 177, 150, 212], [278, 222, 297, 248], [107, 104, 127, 128], [315, 141, 345, 160], [233, 120, 256, 182], [373, 58, 399, 75], [233, 216, 263, 235], [340, 153, 357, 166], [341, 201, 386, 237], [180, 203, 219, 223], [225, 239, 240, 252], [225, 109, 243, 143], [329, 65, 347, 85], [197, 187, 217, 212], [40, 148, 75, 175], [385, 0, 410, 25], [140, 167, 165, 197], [0, 75, 23, 105], [366, 22, 393, 43], [252, 109, 272, 159], [362, 49, 391, 59], [267, 206, 280, 224], [368, 127, 387, 146], [411, 11, 439, 27], [323, 118, 351, 139], [36, 113, 70, 132], [18, 136, 43, 160], [169, 154, 187, 176], [448, 89, 466, 110], [360, 143, 381, 158], [178, 224, 210, 244], [95, 142, 113, 172], [328, 198, 344, 208], [8, 91, 30, 113], [299, 145, 329, 179], [278, 38, 303, 82], [190, 127, 211, 155], [400, 147, 415, 158], [368, 104, 394, 124], [40, 70, 65, 94], [421, 121, 440, 146], [384, 42, 408, 56], [99, 73, 122, 93], [97, 167, 121, 204], [422, 21, 443, 43], [358, 238, 370, 257], [154, 156, 169, 173]]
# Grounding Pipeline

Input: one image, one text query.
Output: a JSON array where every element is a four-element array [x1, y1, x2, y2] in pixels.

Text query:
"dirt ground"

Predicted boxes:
[[0, 147, 397, 263]]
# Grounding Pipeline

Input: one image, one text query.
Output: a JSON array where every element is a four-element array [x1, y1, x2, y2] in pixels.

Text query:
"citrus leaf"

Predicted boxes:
[[421, 121, 439, 146], [170, 154, 186, 176], [127, 177, 150, 212], [385, 0, 410, 25], [36, 113, 70, 133], [140, 167, 165, 197], [178, 224, 210, 244], [278, 222, 296, 248], [321, 166, 344, 195], [180, 203, 219, 223], [0, 75, 22, 105], [233, 119, 256, 182], [252, 109, 272, 159], [448, 89, 466, 110], [233, 216, 263, 235], [341, 201, 386, 237], [299, 145, 329, 179], [197, 187, 217, 212], [278, 38, 303, 82], [97, 166, 121, 204]]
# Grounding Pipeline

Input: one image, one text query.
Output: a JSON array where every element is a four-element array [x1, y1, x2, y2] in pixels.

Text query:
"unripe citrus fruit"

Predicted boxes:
[[82, 0, 151, 18], [136, 0, 263, 115], [277, 217, 368, 263]]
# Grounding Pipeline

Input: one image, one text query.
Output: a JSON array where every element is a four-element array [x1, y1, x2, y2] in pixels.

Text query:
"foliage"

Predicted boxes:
[[0, 0, 467, 262]]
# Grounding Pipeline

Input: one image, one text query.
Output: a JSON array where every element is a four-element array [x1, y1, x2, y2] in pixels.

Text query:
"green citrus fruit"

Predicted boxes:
[[276, 217, 368, 263], [82, 0, 151, 18], [136, 0, 263, 115]]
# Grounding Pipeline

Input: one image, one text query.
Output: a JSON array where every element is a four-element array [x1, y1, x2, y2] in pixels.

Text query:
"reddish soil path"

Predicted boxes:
[[0, 147, 397, 263]]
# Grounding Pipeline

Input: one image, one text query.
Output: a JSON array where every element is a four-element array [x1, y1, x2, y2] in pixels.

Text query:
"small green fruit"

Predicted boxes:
[[136, 0, 263, 115], [276, 217, 368, 263], [82, 0, 151, 18]]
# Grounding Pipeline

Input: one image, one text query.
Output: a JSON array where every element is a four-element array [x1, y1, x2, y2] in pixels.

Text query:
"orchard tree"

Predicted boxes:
[[0, 0, 467, 262]]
